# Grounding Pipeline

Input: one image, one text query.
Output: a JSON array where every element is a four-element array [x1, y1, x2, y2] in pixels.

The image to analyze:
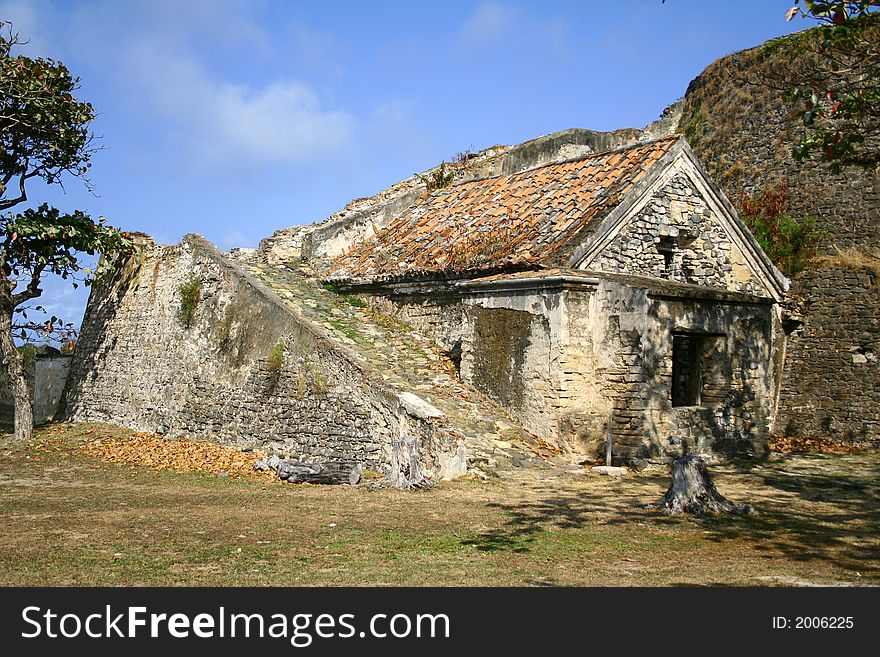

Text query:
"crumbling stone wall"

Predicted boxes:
[[62, 236, 432, 466], [361, 290, 466, 357], [589, 174, 764, 295], [466, 307, 533, 408], [458, 287, 565, 444], [360, 284, 564, 443], [775, 267, 880, 445], [352, 274, 779, 463]]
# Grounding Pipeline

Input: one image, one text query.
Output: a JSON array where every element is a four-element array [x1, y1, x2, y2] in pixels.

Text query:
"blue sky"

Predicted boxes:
[[1, 0, 807, 328]]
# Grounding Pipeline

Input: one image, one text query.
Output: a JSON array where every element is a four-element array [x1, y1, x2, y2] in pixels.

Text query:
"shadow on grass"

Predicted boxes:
[[696, 453, 880, 572], [461, 458, 880, 576], [461, 474, 673, 554]]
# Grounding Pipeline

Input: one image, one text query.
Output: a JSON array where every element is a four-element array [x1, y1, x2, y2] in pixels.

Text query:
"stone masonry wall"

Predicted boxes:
[[560, 282, 777, 462], [359, 277, 779, 463], [62, 236, 429, 466], [775, 267, 880, 445], [362, 291, 466, 356], [674, 25, 880, 251], [588, 173, 765, 296], [459, 289, 565, 444]]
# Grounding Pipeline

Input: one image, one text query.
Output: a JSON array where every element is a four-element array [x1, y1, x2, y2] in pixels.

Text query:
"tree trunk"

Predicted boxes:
[[0, 305, 33, 442], [658, 453, 749, 516], [372, 434, 436, 490], [276, 460, 362, 485]]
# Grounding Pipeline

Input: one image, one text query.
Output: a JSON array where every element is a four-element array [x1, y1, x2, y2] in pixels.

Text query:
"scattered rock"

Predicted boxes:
[[627, 458, 649, 472], [253, 454, 283, 472], [438, 441, 467, 480], [591, 465, 628, 477], [397, 392, 444, 420]]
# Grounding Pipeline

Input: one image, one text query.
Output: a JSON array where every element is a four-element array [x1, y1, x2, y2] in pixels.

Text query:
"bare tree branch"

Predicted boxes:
[[12, 263, 45, 307]]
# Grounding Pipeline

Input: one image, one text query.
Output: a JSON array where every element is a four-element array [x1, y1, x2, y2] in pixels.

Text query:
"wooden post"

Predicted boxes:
[[605, 411, 614, 467]]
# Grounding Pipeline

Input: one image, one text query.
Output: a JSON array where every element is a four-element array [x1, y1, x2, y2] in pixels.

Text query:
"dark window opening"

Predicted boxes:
[[657, 237, 676, 270], [672, 334, 703, 407], [445, 339, 463, 376]]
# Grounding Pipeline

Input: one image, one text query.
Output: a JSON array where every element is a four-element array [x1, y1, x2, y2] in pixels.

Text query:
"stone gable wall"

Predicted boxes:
[[588, 174, 765, 296]]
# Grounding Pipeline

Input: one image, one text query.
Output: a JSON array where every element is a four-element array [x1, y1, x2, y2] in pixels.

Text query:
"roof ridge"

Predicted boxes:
[[430, 134, 683, 194]]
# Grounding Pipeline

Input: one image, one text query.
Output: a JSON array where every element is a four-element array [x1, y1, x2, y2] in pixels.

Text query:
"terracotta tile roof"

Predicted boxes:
[[330, 136, 680, 281]]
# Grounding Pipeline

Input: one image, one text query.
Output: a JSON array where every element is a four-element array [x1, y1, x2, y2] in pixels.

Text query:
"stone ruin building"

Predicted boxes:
[[60, 129, 791, 477]]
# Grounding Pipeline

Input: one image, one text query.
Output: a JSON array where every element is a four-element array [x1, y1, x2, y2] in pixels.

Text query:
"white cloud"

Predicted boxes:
[[459, 1, 516, 47], [120, 35, 354, 171], [11, 0, 355, 173]]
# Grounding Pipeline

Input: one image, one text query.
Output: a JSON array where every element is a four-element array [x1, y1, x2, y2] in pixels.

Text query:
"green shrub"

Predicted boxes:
[[178, 276, 201, 328], [417, 161, 455, 192], [737, 185, 822, 276], [266, 341, 285, 392]]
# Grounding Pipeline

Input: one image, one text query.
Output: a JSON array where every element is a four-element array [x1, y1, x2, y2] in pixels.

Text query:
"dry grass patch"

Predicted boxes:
[[812, 246, 880, 281]]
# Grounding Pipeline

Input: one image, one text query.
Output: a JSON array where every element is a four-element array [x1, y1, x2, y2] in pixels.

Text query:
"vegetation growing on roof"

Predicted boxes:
[[446, 224, 522, 272], [417, 161, 456, 193], [336, 139, 676, 280], [321, 282, 367, 307]]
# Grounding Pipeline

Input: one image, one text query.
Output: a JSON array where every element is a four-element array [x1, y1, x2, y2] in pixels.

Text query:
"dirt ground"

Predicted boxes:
[[0, 422, 878, 586]]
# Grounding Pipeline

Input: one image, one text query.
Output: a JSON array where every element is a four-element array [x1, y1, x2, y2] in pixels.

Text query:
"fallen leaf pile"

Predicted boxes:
[[80, 433, 275, 479], [522, 435, 562, 457], [769, 434, 862, 455]]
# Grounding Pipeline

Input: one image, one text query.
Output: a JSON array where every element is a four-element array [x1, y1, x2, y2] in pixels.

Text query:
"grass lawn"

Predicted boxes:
[[1, 422, 878, 586]]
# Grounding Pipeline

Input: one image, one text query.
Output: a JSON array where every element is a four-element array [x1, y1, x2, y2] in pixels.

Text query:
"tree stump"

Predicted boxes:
[[372, 434, 436, 490], [275, 460, 362, 485], [658, 453, 749, 516]]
